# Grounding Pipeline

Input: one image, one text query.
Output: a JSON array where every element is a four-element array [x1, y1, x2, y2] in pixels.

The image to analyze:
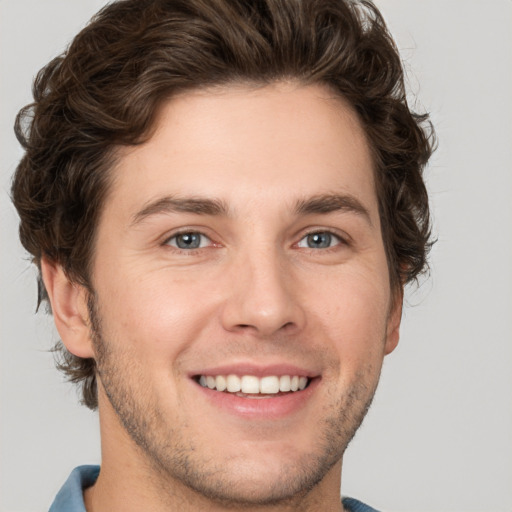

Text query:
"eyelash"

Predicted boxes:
[[163, 229, 348, 254]]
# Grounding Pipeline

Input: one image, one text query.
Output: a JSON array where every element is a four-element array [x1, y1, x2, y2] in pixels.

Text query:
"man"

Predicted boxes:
[[11, 0, 434, 510]]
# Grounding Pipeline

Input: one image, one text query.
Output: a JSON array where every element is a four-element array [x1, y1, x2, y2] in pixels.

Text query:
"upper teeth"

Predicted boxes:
[[198, 375, 309, 394]]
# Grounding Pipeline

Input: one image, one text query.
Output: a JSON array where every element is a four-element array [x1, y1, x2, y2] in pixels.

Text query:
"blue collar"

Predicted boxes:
[[49, 465, 99, 512]]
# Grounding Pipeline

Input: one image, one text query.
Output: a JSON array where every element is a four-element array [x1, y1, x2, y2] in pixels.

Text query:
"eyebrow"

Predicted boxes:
[[294, 193, 373, 226], [130, 192, 372, 227], [131, 196, 229, 226]]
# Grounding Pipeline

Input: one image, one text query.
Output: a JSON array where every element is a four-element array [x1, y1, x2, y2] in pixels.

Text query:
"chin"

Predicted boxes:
[[179, 457, 333, 507], [152, 435, 344, 508]]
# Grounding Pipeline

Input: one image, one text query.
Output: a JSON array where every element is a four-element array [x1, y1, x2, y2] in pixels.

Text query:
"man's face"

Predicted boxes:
[[85, 83, 401, 506]]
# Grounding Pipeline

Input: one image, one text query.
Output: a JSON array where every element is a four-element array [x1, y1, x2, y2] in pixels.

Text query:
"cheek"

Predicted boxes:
[[309, 265, 391, 359], [95, 268, 216, 361]]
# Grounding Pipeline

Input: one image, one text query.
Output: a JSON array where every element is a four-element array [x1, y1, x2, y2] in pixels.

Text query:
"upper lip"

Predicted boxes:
[[189, 362, 319, 379]]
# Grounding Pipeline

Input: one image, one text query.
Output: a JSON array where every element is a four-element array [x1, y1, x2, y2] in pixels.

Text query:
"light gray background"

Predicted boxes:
[[1, 1, 511, 511]]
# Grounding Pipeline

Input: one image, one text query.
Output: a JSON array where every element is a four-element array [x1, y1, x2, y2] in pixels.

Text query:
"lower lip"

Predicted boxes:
[[193, 378, 320, 419]]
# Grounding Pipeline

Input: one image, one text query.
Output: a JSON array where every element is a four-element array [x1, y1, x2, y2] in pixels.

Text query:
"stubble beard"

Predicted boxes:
[[88, 295, 380, 509]]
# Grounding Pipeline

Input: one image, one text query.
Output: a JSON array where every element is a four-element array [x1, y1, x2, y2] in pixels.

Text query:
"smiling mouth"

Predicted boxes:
[[195, 374, 311, 398]]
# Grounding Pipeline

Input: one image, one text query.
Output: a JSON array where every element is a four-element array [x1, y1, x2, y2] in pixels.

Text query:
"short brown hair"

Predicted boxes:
[[12, 0, 435, 409]]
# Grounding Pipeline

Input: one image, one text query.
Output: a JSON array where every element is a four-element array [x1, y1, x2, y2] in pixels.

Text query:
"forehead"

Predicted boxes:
[[105, 82, 378, 223]]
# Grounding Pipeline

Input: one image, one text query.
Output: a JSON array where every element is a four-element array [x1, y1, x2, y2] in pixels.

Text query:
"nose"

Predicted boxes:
[[220, 246, 306, 337]]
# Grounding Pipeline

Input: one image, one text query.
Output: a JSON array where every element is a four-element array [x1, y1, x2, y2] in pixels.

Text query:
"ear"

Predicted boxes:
[[41, 257, 95, 359], [384, 288, 403, 356]]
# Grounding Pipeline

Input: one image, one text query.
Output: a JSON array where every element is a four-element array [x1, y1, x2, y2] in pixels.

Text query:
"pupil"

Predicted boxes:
[[177, 233, 200, 249], [308, 233, 331, 248]]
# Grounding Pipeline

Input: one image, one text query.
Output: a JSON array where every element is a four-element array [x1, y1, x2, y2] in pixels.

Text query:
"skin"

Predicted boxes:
[[42, 82, 402, 512]]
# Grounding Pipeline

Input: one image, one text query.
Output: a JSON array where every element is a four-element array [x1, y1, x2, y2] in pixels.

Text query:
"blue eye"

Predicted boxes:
[[297, 232, 341, 249], [166, 232, 210, 249]]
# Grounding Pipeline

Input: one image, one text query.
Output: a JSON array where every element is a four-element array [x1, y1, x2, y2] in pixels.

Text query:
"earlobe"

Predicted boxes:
[[384, 291, 403, 356], [40, 257, 95, 359]]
